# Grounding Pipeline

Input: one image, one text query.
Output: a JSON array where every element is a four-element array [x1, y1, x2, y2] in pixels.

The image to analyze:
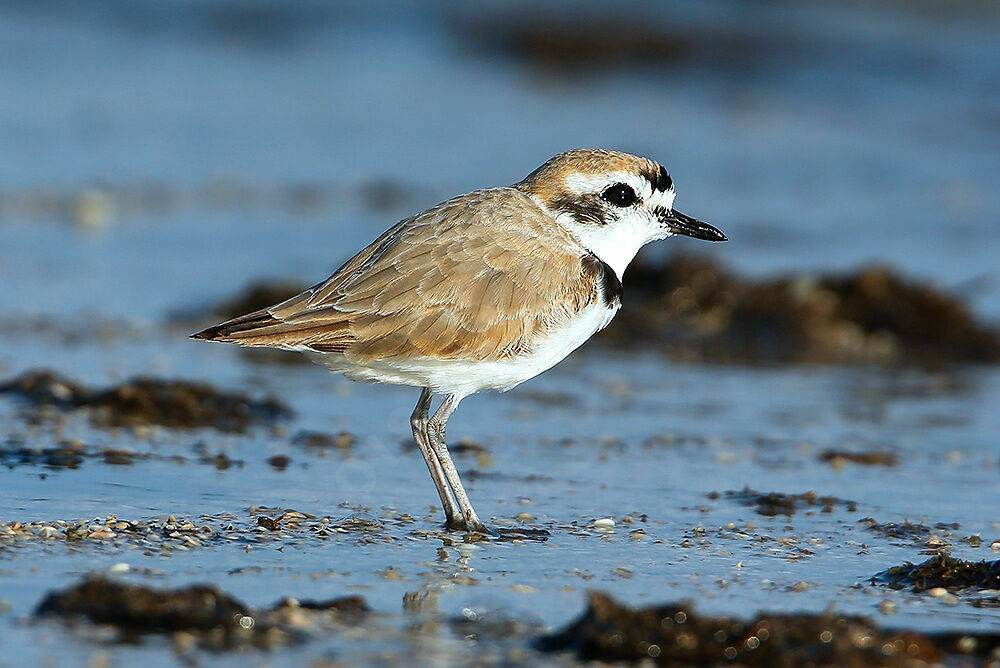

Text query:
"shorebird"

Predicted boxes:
[[193, 149, 726, 534]]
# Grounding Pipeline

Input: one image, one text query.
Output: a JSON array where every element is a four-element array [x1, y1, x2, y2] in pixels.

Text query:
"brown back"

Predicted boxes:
[[193, 188, 605, 363]]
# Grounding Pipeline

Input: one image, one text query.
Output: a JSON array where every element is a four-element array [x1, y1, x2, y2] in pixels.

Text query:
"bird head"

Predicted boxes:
[[517, 149, 726, 278]]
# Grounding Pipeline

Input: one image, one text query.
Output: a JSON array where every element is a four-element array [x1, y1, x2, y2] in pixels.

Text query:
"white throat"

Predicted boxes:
[[573, 224, 655, 279], [530, 190, 675, 280], [529, 171, 677, 280]]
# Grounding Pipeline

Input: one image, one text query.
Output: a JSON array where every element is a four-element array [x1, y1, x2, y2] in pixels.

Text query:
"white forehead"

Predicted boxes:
[[562, 170, 676, 209]]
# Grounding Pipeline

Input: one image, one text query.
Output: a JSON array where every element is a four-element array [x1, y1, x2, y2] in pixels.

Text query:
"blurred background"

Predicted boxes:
[[2, 1, 1000, 664], [1, 0, 998, 334]]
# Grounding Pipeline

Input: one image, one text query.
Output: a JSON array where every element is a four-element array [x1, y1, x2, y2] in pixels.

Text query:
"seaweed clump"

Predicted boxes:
[[0, 369, 291, 432], [36, 578, 254, 640], [819, 450, 899, 467], [874, 554, 1000, 593], [723, 488, 857, 516], [604, 254, 1000, 365], [35, 577, 368, 650], [537, 591, 952, 666]]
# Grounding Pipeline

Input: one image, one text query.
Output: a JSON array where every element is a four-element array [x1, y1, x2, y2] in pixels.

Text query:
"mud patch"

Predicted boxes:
[[291, 429, 356, 451], [0, 439, 239, 470], [464, 469, 554, 484], [603, 254, 1000, 365], [537, 591, 998, 665], [266, 454, 292, 470], [873, 554, 1000, 593], [1, 439, 89, 469], [35, 577, 367, 650], [722, 488, 857, 516], [0, 370, 291, 432], [819, 450, 899, 467], [453, 13, 771, 74]]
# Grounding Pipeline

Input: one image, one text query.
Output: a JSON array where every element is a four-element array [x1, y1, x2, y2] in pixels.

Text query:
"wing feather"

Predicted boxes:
[[192, 188, 604, 362]]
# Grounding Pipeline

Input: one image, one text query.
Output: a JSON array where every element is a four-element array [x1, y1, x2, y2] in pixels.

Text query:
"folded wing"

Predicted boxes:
[[192, 188, 604, 363]]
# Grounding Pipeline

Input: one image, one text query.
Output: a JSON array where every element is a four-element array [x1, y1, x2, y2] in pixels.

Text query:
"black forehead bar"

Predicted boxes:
[[647, 164, 673, 192], [550, 193, 607, 225]]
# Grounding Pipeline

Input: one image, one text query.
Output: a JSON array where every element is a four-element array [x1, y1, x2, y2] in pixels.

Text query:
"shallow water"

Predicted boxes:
[[3, 345, 1000, 663], [1, 1, 999, 665]]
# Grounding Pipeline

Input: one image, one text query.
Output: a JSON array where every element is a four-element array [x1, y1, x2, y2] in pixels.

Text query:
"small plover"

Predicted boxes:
[[193, 149, 726, 534]]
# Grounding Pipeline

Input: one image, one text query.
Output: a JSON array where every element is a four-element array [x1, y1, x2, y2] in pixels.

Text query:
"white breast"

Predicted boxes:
[[305, 301, 619, 398]]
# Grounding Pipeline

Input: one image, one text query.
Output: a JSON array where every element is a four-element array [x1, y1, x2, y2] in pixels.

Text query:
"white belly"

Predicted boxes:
[[304, 302, 618, 398]]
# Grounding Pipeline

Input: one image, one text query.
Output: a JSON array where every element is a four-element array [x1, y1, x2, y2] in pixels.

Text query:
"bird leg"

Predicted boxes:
[[426, 393, 489, 533], [410, 388, 459, 526]]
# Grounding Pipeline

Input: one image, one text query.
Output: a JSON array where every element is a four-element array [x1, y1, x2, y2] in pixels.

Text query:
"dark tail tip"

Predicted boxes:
[[190, 326, 223, 341]]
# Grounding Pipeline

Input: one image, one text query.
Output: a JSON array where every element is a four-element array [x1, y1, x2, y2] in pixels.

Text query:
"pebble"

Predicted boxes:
[[593, 518, 615, 529], [39, 526, 61, 539], [455, 543, 480, 558], [0, 507, 391, 556], [509, 584, 537, 593], [956, 636, 978, 653], [926, 587, 959, 604], [73, 189, 115, 228]]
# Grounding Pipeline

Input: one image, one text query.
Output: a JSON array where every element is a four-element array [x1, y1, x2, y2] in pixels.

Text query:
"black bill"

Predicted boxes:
[[660, 209, 727, 242]]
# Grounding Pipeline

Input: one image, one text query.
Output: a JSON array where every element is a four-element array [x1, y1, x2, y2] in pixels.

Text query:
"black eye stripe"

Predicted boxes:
[[601, 183, 637, 207], [551, 194, 605, 225]]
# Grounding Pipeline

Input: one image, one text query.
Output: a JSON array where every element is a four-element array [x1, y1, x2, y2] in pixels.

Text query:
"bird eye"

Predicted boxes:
[[601, 183, 637, 207]]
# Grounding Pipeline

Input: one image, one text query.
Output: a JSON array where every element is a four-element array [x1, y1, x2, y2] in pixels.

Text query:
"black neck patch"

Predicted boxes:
[[600, 259, 623, 305], [583, 252, 623, 306]]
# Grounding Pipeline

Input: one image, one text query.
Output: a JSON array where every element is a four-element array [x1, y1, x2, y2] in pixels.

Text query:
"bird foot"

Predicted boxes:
[[445, 518, 549, 541], [490, 526, 550, 542]]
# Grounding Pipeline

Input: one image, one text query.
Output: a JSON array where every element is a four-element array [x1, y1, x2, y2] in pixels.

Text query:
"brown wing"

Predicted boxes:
[[192, 188, 605, 362]]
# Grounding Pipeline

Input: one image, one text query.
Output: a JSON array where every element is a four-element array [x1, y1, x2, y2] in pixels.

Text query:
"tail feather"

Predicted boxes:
[[191, 309, 352, 352], [191, 310, 283, 343]]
